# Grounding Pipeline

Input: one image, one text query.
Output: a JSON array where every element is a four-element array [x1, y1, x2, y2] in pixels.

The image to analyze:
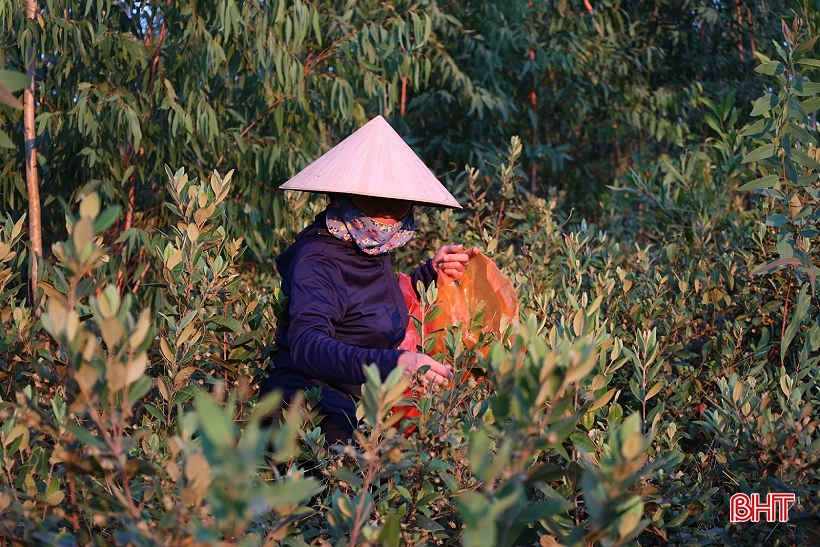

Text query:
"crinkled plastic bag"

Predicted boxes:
[[398, 252, 519, 355], [392, 253, 519, 433]]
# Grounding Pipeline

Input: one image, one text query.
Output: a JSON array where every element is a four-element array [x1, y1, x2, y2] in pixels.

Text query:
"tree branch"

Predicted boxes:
[[215, 96, 285, 169]]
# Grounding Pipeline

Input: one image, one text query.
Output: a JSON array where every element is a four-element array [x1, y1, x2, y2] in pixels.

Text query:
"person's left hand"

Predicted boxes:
[[431, 244, 479, 280]]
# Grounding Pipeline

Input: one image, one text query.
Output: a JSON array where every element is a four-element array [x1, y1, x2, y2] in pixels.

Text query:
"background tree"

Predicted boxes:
[[1, 0, 499, 267], [398, 0, 790, 203], [1, 0, 792, 270]]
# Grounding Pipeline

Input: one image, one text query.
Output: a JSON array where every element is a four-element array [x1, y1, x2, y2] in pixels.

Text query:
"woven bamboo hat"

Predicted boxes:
[[279, 116, 461, 209]]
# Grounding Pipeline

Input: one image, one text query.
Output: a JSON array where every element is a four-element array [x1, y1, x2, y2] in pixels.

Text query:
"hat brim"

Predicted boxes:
[[279, 116, 462, 209]]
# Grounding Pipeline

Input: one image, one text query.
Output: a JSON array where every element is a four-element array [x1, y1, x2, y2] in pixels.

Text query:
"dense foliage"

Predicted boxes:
[[0, 0, 792, 259], [3, 1, 820, 547]]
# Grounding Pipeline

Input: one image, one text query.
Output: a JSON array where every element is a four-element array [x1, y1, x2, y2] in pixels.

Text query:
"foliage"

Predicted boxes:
[[0, 0, 505, 264], [0, 68, 26, 146], [0, 0, 793, 266], [3, 3, 820, 547], [1, 176, 320, 545]]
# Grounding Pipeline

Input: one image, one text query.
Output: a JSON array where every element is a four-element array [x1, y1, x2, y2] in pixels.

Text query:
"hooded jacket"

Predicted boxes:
[[263, 212, 437, 399]]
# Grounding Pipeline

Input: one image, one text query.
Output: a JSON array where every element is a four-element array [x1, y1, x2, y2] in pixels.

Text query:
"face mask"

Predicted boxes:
[[325, 196, 415, 255]]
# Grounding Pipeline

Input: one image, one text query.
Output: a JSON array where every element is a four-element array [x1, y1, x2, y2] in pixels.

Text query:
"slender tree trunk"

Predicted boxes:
[[529, 46, 537, 193], [25, 0, 42, 312], [527, 0, 539, 193], [735, 2, 745, 64], [400, 75, 407, 117], [747, 7, 756, 58]]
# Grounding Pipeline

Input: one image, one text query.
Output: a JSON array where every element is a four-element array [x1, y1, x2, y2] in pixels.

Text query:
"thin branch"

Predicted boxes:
[[147, 0, 172, 100], [215, 96, 285, 168]]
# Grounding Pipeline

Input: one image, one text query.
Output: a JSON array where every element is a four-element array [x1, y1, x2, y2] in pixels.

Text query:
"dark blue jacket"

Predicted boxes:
[[261, 212, 437, 403]]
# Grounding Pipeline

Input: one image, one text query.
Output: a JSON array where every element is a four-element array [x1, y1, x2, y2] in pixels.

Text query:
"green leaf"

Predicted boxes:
[[0, 70, 29, 93], [517, 499, 573, 522], [792, 148, 820, 170], [0, 129, 14, 149], [797, 58, 820, 69], [0, 80, 23, 110], [786, 158, 799, 185], [457, 491, 494, 544], [333, 467, 363, 487], [756, 61, 785, 75], [782, 284, 811, 358], [193, 392, 235, 449], [145, 403, 166, 424], [737, 174, 779, 191], [742, 118, 774, 138], [311, 9, 322, 47], [380, 513, 401, 547], [172, 384, 198, 405], [267, 479, 321, 506], [766, 214, 789, 228], [667, 508, 690, 528], [798, 173, 819, 186], [750, 93, 778, 116], [742, 144, 777, 164], [93, 206, 121, 234], [786, 122, 817, 145], [570, 432, 597, 453], [127, 375, 152, 405], [65, 423, 106, 450], [788, 96, 810, 124], [801, 97, 820, 113], [704, 114, 723, 134], [802, 82, 820, 95], [209, 316, 245, 333]]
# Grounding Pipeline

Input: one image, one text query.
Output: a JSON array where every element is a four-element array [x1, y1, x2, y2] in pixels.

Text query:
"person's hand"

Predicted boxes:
[[431, 244, 479, 280], [397, 352, 454, 386]]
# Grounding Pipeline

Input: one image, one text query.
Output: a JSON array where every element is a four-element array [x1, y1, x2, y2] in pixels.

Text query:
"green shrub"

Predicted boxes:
[[3, 18, 820, 547]]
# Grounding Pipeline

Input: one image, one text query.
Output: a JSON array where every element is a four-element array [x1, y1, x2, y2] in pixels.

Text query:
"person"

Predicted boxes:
[[259, 116, 478, 445]]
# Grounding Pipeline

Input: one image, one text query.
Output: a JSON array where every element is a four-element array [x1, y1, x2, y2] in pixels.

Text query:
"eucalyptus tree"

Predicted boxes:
[[400, 0, 790, 199], [0, 0, 501, 268], [0, 0, 794, 277]]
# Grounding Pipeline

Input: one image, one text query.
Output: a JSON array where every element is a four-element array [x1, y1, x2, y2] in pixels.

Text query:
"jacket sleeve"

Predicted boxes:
[[286, 247, 404, 385], [410, 258, 438, 296]]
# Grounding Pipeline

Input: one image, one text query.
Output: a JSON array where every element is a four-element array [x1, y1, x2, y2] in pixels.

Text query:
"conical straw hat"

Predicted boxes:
[[280, 116, 462, 208]]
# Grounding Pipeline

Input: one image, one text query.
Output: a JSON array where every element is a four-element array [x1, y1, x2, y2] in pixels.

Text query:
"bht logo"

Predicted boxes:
[[730, 493, 796, 523]]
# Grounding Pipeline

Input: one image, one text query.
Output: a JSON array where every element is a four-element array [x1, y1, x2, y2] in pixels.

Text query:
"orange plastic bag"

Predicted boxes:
[[398, 252, 519, 355], [392, 253, 519, 432]]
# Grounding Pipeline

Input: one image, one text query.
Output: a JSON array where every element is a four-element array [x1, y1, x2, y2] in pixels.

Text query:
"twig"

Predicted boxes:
[[781, 273, 792, 365], [303, 30, 358, 78], [348, 455, 377, 545], [214, 96, 285, 168], [147, 0, 172, 100], [66, 475, 81, 532], [400, 75, 407, 116]]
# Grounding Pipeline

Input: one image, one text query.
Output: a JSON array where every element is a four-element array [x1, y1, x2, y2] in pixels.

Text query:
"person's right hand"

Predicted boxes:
[[397, 352, 454, 386]]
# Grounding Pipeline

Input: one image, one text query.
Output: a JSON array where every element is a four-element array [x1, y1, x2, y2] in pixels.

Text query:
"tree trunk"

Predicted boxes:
[[747, 7, 755, 58], [735, 2, 745, 64], [529, 49, 537, 193], [25, 0, 42, 311]]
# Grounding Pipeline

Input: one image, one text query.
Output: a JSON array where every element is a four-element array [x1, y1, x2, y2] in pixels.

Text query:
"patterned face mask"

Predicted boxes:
[[325, 196, 415, 255]]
